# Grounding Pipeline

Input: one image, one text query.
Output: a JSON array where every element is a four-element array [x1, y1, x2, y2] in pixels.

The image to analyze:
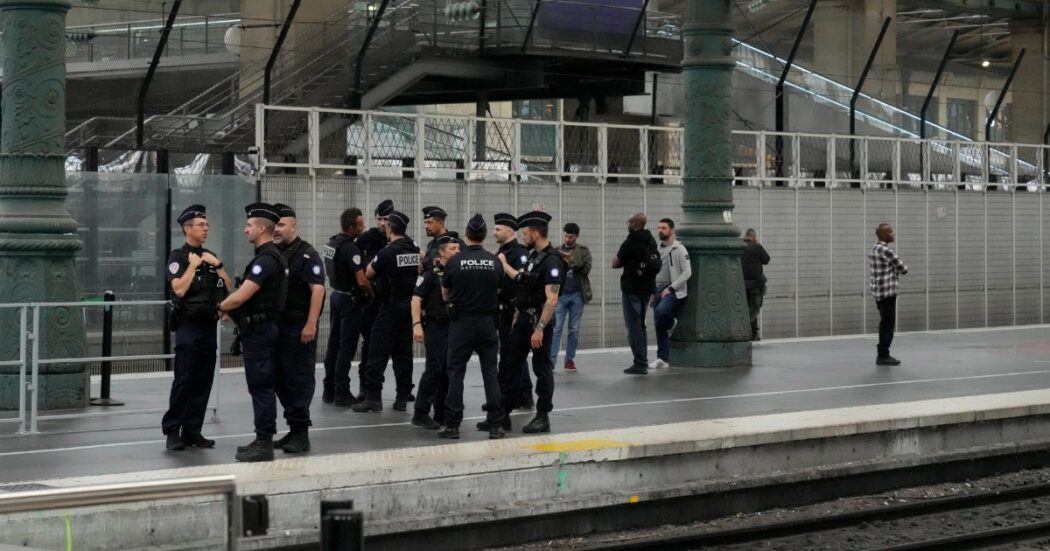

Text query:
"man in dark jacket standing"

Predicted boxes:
[[740, 228, 770, 341], [613, 213, 658, 375]]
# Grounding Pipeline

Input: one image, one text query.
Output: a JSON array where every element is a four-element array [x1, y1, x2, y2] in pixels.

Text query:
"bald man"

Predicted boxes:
[[613, 213, 659, 374], [868, 223, 907, 366]]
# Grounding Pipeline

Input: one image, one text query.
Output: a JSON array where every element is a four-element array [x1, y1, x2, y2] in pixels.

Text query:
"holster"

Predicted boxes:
[[167, 302, 181, 331], [230, 326, 243, 356]]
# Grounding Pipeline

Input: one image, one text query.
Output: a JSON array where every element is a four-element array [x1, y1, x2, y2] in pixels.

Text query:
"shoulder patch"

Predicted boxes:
[[251, 264, 263, 275], [550, 267, 560, 278], [312, 265, 322, 276], [353, 254, 362, 265], [415, 275, 424, 287], [520, 254, 527, 264], [168, 262, 179, 275]]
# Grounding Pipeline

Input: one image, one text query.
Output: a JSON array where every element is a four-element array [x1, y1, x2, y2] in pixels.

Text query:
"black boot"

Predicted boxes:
[[488, 426, 505, 439], [477, 415, 512, 432], [235, 436, 274, 462], [334, 393, 360, 407], [523, 414, 550, 434], [411, 412, 440, 430], [351, 391, 383, 412], [181, 433, 215, 448], [282, 430, 310, 453], [517, 395, 535, 410], [166, 432, 185, 451], [437, 426, 460, 439], [273, 431, 293, 450], [321, 386, 334, 404], [392, 395, 408, 412]]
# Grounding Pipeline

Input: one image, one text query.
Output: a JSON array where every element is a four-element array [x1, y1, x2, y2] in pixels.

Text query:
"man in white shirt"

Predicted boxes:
[[650, 218, 692, 369]]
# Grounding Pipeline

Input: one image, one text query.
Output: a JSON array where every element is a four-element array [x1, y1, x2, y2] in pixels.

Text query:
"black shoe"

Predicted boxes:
[[517, 396, 535, 410], [481, 402, 489, 412], [166, 432, 185, 451], [282, 431, 310, 454], [392, 398, 408, 412], [489, 427, 505, 439], [405, 394, 416, 402], [321, 387, 334, 404], [437, 426, 460, 439], [623, 366, 649, 375], [334, 394, 360, 408], [273, 432, 292, 450], [523, 415, 550, 434], [876, 355, 901, 366], [434, 413, 446, 426], [181, 433, 215, 448], [351, 399, 383, 412], [411, 413, 441, 430], [477, 416, 512, 432], [235, 437, 274, 462]]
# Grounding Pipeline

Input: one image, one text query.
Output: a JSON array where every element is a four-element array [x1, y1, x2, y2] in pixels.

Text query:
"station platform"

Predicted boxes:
[[4, 326, 1050, 549]]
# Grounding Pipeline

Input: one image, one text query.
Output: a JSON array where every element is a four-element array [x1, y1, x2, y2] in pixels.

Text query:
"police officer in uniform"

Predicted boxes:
[[494, 211, 565, 434], [322, 207, 373, 406], [420, 205, 450, 272], [353, 199, 394, 399], [271, 204, 325, 454], [493, 212, 534, 410], [410, 234, 460, 430], [219, 203, 287, 462], [352, 210, 419, 412], [440, 215, 505, 439], [162, 205, 232, 451]]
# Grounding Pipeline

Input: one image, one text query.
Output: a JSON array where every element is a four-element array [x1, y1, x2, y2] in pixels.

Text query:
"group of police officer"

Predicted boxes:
[[162, 198, 567, 461]]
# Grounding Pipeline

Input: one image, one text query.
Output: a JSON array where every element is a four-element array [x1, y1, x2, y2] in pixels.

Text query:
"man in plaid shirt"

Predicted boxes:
[[869, 223, 907, 366]]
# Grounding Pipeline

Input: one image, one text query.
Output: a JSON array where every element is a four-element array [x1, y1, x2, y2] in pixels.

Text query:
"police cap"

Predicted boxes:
[[467, 213, 486, 232], [434, 234, 460, 246], [375, 199, 395, 217], [272, 203, 296, 218], [244, 202, 280, 223], [177, 204, 206, 225], [493, 212, 518, 230], [517, 210, 551, 229], [422, 206, 448, 220], [387, 210, 410, 233]]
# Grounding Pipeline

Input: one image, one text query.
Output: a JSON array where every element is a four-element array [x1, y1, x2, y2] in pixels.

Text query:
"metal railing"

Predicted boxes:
[[1, 300, 222, 435], [0, 475, 240, 551], [60, 13, 241, 64]]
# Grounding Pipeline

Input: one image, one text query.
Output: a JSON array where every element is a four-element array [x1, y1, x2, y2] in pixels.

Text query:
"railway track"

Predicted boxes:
[[585, 481, 1050, 550]]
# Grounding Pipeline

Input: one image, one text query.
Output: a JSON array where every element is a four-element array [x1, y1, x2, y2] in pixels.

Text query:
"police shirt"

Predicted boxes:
[[238, 241, 286, 318], [355, 227, 387, 263], [324, 234, 364, 292], [523, 243, 567, 309], [443, 245, 501, 314], [279, 238, 325, 322], [497, 239, 529, 306], [167, 243, 224, 320], [421, 232, 449, 272], [413, 268, 447, 321], [370, 238, 420, 302]]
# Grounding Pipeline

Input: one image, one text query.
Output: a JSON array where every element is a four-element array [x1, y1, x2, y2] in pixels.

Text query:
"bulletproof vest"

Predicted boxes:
[[515, 247, 552, 310], [380, 238, 420, 303], [241, 247, 288, 320], [324, 233, 356, 292], [281, 239, 318, 322], [424, 267, 448, 321], [177, 253, 225, 321]]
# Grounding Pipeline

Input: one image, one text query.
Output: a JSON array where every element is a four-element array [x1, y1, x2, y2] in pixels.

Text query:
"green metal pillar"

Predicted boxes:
[[0, 0, 87, 409], [669, 0, 752, 367]]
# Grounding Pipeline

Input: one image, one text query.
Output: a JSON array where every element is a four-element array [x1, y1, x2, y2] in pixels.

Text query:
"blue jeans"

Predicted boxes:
[[622, 292, 650, 368], [550, 292, 584, 364], [652, 290, 681, 362]]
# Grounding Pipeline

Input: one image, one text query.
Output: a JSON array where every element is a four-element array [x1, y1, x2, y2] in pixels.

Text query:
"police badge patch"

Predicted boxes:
[[550, 268, 560, 278], [312, 265, 322, 276], [168, 262, 179, 275], [252, 264, 263, 275], [415, 275, 424, 287]]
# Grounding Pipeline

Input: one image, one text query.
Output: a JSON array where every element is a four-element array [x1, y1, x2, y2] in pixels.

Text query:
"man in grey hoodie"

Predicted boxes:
[[650, 218, 691, 369]]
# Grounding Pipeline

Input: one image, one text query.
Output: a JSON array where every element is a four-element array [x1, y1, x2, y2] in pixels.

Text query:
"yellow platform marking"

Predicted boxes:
[[525, 439, 631, 452]]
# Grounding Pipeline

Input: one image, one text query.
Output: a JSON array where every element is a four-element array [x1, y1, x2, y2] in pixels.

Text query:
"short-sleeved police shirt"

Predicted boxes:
[[285, 239, 326, 287], [443, 245, 502, 314], [413, 269, 439, 299], [531, 244, 567, 289], [245, 242, 283, 286], [167, 243, 210, 282], [371, 238, 420, 300]]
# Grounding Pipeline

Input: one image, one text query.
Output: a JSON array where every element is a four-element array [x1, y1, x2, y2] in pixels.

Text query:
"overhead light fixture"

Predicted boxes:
[[981, 59, 991, 68]]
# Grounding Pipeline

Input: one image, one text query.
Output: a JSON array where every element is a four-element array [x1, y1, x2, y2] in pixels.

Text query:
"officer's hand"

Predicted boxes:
[[300, 322, 317, 344], [497, 252, 508, 265], [413, 324, 424, 344], [201, 252, 220, 266], [188, 252, 203, 267], [531, 329, 543, 349]]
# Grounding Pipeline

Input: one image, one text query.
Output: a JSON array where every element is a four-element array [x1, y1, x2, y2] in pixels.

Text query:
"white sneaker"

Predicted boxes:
[[649, 359, 669, 369]]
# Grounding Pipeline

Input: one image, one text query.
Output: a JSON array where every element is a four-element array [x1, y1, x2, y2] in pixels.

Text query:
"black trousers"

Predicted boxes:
[[415, 318, 449, 420], [361, 300, 414, 397], [275, 318, 317, 430], [445, 314, 503, 429], [498, 305, 532, 399], [242, 323, 279, 438], [498, 312, 554, 415], [358, 298, 379, 386], [746, 286, 764, 339], [876, 296, 897, 358], [162, 320, 217, 437], [322, 292, 364, 398]]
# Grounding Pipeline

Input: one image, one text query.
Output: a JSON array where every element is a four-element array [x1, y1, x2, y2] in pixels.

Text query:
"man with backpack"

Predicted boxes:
[[612, 213, 660, 375]]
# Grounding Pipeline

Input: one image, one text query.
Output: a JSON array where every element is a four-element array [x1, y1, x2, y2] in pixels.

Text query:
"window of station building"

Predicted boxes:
[[513, 100, 557, 121], [946, 98, 976, 140]]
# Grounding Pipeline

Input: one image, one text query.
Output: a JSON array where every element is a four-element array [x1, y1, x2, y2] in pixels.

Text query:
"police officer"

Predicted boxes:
[[494, 211, 565, 434], [410, 234, 460, 430], [420, 205, 450, 272], [440, 215, 505, 439], [353, 199, 394, 399], [162, 205, 232, 451], [271, 204, 325, 454], [322, 207, 374, 406], [493, 212, 534, 411], [352, 210, 419, 412], [219, 203, 287, 462]]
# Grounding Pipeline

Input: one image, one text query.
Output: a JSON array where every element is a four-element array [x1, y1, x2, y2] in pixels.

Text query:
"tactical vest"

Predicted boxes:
[[324, 233, 356, 292], [281, 239, 319, 323], [381, 239, 420, 303], [240, 247, 288, 321], [177, 258, 225, 322], [515, 247, 552, 310]]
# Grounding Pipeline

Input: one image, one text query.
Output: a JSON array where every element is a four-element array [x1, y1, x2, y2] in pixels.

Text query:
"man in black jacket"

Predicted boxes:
[[613, 213, 658, 375], [740, 228, 771, 341]]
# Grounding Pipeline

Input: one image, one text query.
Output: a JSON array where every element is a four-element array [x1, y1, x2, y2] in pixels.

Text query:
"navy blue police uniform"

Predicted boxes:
[[230, 204, 287, 457], [440, 215, 505, 439], [410, 234, 457, 429], [353, 199, 393, 395], [162, 205, 226, 449], [420, 206, 449, 272], [272, 204, 325, 453], [497, 211, 566, 433], [322, 227, 369, 405], [494, 212, 534, 408], [354, 210, 419, 412]]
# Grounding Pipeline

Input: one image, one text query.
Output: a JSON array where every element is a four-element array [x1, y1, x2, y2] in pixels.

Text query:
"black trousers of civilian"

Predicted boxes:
[[876, 296, 897, 358]]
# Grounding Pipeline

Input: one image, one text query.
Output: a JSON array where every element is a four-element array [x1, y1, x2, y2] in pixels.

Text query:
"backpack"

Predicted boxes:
[[635, 243, 662, 278]]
